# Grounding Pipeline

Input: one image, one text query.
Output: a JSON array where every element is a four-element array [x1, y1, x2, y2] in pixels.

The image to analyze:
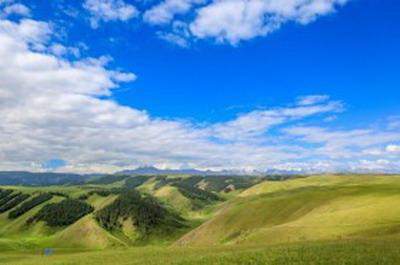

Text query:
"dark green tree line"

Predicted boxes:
[[0, 189, 13, 200], [28, 199, 94, 226], [0, 193, 30, 213], [8, 193, 53, 219]]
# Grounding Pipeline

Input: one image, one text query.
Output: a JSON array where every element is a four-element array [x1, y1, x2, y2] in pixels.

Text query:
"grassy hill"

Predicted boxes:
[[0, 174, 236, 250], [0, 174, 400, 264], [176, 175, 400, 246]]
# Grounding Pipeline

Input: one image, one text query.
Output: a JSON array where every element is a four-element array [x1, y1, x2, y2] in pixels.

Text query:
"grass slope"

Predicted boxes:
[[52, 215, 125, 249], [0, 190, 119, 250], [1, 174, 400, 265], [154, 186, 192, 215], [177, 175, 400, 246], [0, 180, 207, 250]]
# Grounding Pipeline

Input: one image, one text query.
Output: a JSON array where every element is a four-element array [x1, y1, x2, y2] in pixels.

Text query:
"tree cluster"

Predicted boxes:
[[79, 188, 126, 201], [0, 192, 19, 206], [95, 190, 184, 235], [174, 183, 221, 202], [28, 199, 94, 227], [124, 176, 151, 189], [0, 189, 13, 200], [48, 191, 70, 198], [8, 193, 53, 219], [0, 193, 30, 213], [178, 176, 203, 187], [201, 176, 261, 192], [152, 175, 260, 194]]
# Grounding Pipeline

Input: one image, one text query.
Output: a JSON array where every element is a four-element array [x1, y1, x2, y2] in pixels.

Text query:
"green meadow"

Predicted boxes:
[[1, 240, 399, 265], [0, 174, 400, 264]]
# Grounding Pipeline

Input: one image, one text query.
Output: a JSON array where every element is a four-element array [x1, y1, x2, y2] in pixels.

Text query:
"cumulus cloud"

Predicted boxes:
[[0, 18, 50, 45], [0, 16, 291, 173], [0, 15, 399, 174], [189, 0, 348, 44], [83, 0, 139, 28], [74, 0, 351, 46]]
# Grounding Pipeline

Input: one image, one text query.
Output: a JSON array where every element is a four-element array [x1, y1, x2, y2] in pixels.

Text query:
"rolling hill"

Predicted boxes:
[[0, 174, 399, 264], [177, 175, 400, 246], [0, 174, 255, 250]]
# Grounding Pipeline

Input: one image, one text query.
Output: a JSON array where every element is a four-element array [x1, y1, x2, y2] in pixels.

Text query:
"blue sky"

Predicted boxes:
[[24, 0, 400, 123], [0, 0, 399, 173]]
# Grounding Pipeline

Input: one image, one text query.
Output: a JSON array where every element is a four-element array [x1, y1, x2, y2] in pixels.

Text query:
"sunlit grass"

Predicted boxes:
[[0, 240, 399, 265], [1, 175, 400, 264]]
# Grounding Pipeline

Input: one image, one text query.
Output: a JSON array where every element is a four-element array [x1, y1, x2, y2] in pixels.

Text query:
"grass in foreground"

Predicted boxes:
[[0, 240, 399, 265]]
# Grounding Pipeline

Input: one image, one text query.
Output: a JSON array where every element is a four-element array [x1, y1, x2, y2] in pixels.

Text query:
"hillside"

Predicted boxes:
[[177, 175, 400, 246], [0, 174, 400, 265], [0, 174, 251, 250]]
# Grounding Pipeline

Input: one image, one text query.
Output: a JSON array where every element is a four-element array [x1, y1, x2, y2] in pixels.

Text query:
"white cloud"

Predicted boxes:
[[1, 3, 30, 17], [386, 144, 400, 153], [0, 18, 51, 45], [0, 16, 399, 174], [2, 0, 351, 46], [83, 0, 139, 28], [157, 31, 189, 47], [0, 17, 290, 173], [49, 43, 81, 57], [297, 94, 330, 106], [350, 159, 400, 173], [156, 21, 190, 47], [144, 0, 204, 25], [189, 0, 348, 44], [284, 126, 400, 159], [210, 99, 343, 142], [268, 161, 338, 173]]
